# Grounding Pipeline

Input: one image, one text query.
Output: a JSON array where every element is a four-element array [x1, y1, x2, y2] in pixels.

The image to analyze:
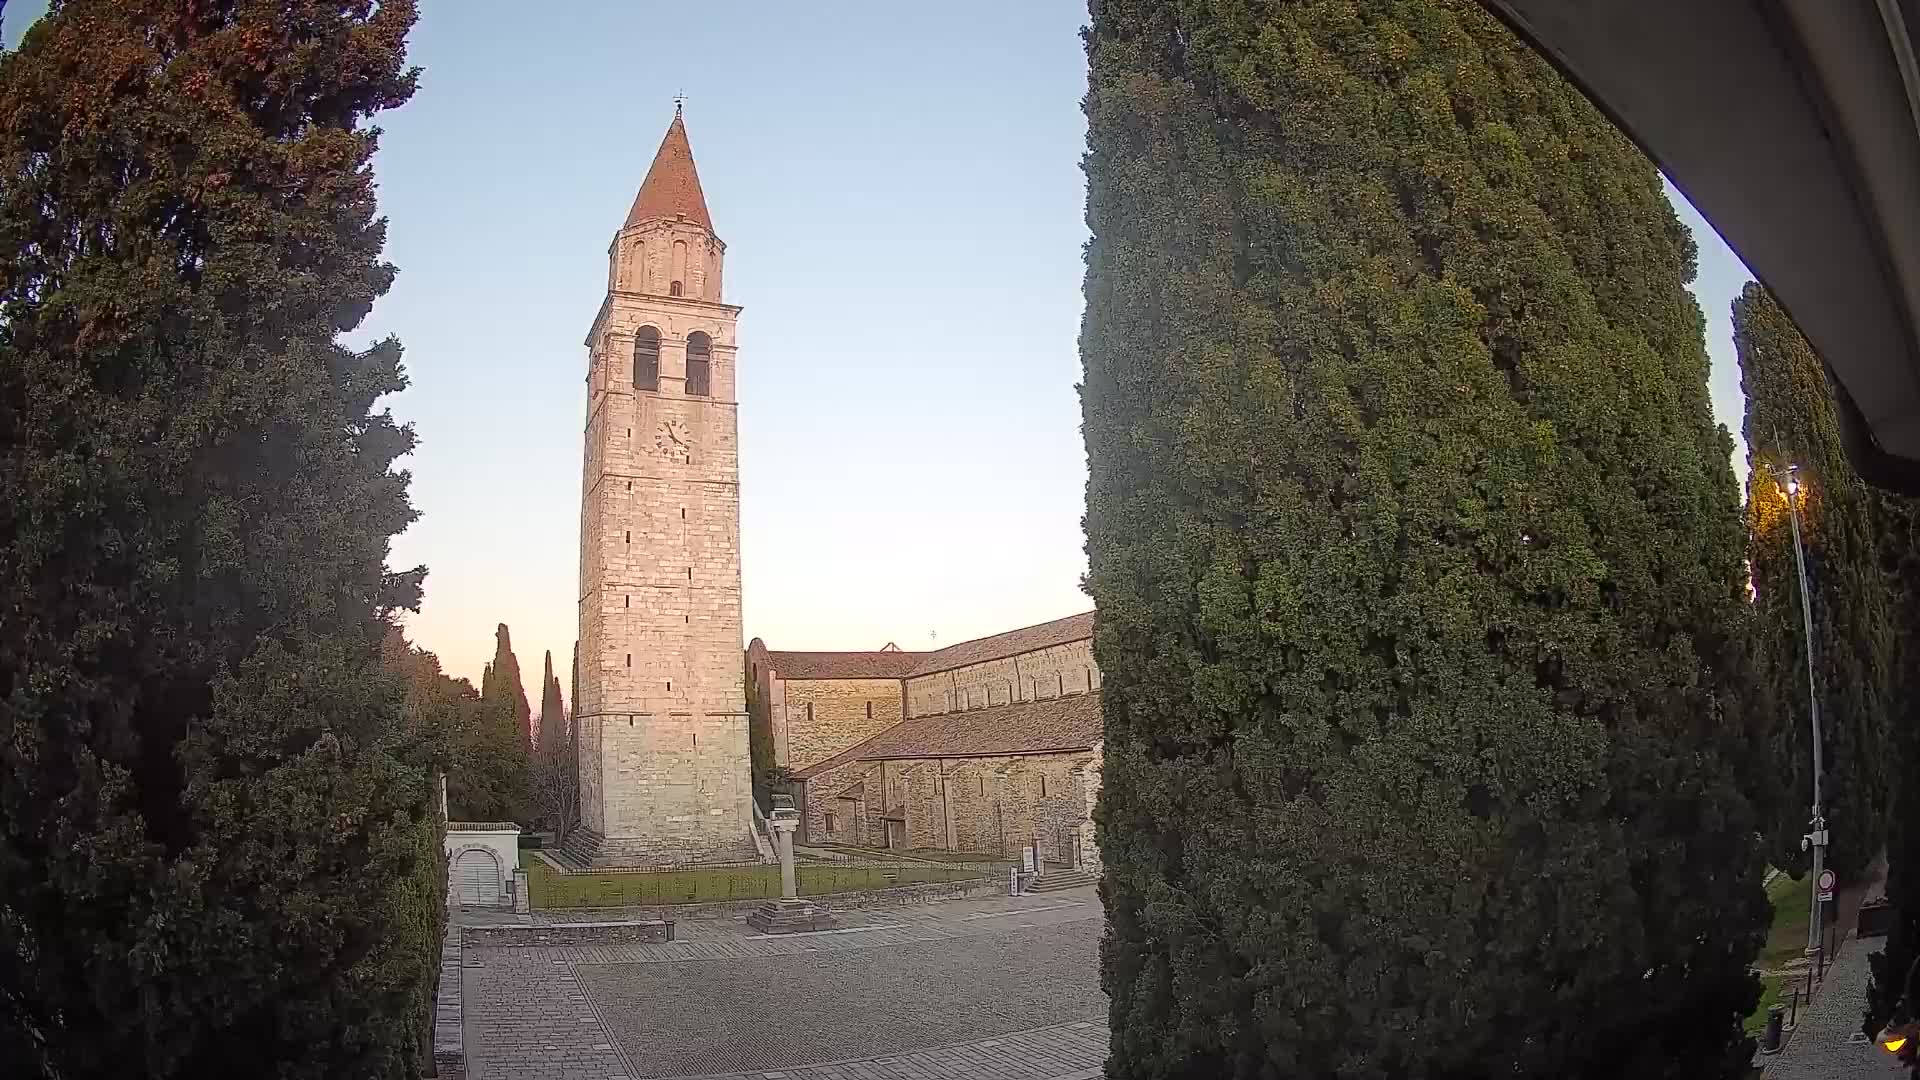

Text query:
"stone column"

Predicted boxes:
[[774, 818, 798, 899], [746, 795, 835, 934]]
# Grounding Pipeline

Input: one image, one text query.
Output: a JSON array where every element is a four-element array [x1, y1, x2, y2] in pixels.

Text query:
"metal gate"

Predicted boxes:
[[454, 849, 501, 907]]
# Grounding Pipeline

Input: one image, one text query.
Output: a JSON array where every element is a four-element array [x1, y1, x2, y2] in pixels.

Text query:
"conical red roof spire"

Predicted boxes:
[[624, 104, 713, 232]]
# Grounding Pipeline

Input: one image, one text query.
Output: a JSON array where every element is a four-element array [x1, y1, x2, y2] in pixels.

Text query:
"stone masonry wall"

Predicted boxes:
[[576, 213, 752, 860], [800, 750, 1097, 865], [903, 638, 1100, 719], [774, 677, 905, 772]]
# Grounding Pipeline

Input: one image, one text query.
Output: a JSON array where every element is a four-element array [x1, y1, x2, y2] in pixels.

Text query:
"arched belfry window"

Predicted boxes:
[[669, 281, 684, 297], [634, 326, 660, 391], [685, 331, 711, 397]]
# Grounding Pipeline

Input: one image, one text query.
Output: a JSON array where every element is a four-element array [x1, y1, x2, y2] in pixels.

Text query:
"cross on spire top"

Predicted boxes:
[[673, 91, 687, 117]]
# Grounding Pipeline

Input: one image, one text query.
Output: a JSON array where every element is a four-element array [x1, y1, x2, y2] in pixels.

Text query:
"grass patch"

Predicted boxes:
[[1761, 872, 1814, 969], [522, 851, 983, 909], [1744, 971, 1790, 1035]]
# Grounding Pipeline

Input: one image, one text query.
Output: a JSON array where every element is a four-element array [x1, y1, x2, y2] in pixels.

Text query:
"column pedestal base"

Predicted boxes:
[[745, 897, 837, 934]]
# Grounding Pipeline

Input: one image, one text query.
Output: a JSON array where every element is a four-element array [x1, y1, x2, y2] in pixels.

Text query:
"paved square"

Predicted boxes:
[[577, 920, 1102, 1078], [461, 890, 1109, 1079]]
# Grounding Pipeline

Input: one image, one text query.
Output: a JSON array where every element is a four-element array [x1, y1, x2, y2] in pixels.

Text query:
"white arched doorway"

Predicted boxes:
[[452, 847, 503, 907]]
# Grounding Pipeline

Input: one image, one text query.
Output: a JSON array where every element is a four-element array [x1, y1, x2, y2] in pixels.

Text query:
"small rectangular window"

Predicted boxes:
[[687, 567, 692, 580], [626, 480, 632, 491], [681, 508, 687, 519], [825, 811, 837, 833], [624, 595, 629, 608], [625, 654, 631, 667], [1041, 775, 1048, 797], [806, 702, 815, 723], [866, 701, 873, 719], [625, 531, 631, 544], [667, 680, 672, 691]]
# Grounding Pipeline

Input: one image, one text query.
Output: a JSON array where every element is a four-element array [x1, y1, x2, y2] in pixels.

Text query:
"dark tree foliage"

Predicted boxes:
[[1080, 2, 1768, 1076], [538, 649, 564, 759], [452, 651, 528, 823], [747, 654, 773, 810], [1870, 492, 1920, 1043], [531, 649, 574, 837], [488, 622, 533, 748], [1736, 282, 1895, 882], [0, 2, 438, 1076]]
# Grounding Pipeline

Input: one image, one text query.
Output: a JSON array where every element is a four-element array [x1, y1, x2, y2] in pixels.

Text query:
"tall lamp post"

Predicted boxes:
[[1775, 463, 1830, 977]]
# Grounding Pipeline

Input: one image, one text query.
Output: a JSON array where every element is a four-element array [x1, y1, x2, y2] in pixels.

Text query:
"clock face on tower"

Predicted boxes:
[[653, 417, 691, 463]]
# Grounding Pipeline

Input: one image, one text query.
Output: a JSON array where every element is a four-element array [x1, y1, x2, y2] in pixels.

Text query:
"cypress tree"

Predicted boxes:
[[1081, 2, 1767, 1076], [0, 1, 437, 1076], [539, 649, 565, 758], [489, 622, 533, 748], [1735, 282, 1895, 882], [532, 649, 574, 834], [451, 645, 528, 823]]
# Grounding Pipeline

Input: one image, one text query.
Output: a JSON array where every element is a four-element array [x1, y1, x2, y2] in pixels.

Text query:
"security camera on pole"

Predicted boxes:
[[1774, 461, 1829, 977]]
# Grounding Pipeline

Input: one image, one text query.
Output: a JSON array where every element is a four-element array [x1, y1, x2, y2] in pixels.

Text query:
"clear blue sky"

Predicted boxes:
[[4, 1, 1756, 691]]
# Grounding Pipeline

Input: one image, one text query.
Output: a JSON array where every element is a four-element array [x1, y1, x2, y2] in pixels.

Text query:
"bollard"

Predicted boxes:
[[1760, 1004, 1786, 1054]]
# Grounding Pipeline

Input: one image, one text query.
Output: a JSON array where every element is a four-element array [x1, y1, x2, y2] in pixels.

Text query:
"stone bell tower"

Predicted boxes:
[[571, 106, 756, 866]]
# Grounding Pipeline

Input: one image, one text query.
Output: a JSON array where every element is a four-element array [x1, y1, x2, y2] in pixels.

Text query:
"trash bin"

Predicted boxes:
[[1761, 1004, 1786, 1055]]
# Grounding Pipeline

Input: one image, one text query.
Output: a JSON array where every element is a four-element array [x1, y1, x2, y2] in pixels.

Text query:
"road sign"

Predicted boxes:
[[1819, 869, 1837, 892]]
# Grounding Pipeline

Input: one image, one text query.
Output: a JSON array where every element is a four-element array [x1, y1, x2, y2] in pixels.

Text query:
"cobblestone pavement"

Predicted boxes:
[[462, 889, 1106, 1079], [463, 948, 630, 1080], [1764, 932, 1906, 1080]]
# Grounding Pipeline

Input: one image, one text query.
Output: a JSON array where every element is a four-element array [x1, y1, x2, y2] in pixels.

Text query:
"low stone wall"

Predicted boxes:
[[532, 876, 1005, 923], [463, 920, 675, 949], [432, 917, 464, 1079]]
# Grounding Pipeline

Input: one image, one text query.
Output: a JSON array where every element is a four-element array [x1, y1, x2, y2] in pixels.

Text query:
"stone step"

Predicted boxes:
[[1026, 869, 1098, 893], [745, 897, 838, 934]]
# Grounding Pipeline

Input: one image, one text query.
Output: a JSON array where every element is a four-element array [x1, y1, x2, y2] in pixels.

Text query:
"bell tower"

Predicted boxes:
[[572, 107, 755, 866]]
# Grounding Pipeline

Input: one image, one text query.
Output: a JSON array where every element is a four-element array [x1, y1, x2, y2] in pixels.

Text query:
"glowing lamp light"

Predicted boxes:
[[1879, 1020, 1919, 1062]]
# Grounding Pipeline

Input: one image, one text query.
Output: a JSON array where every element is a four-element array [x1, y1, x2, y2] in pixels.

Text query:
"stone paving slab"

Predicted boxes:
[[468, 894, 1100, 974], [459, 888, 1105, 1079], [576, 921, 1103, 1077], [669, 1021, 1107, 1080], [464, 951, 634, 1080]]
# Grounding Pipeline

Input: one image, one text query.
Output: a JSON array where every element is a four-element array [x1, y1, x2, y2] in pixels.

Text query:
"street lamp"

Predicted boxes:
[[1774, 462, 1830, 978]]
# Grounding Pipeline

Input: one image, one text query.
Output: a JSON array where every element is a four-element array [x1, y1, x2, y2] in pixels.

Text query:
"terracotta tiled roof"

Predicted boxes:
[[795, 693, 1101, 779], [624, 111, 713, 232], [766, 650, 924, 681], [907, 611, 1096, 677]]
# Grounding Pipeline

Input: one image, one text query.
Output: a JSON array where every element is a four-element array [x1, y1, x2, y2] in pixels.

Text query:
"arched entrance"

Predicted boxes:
[[452, 847, 503, 907]]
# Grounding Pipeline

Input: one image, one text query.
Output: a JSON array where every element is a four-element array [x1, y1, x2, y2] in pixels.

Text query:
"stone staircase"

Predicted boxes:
[[1025, 866, 1098, 893]]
